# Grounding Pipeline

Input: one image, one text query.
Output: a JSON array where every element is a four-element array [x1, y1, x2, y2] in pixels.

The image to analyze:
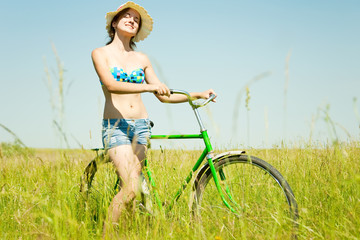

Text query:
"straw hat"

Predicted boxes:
[[105, 1, 153, 42]]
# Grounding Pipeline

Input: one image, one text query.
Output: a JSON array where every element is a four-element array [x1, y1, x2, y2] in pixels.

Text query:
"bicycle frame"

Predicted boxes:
[[144, 89, 238, 214], [79, 89, 298, 228]]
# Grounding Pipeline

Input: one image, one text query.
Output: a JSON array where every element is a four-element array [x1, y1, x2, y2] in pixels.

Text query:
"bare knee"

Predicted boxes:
[[124, 189, 136, 204], [113, 187, 136, 204]]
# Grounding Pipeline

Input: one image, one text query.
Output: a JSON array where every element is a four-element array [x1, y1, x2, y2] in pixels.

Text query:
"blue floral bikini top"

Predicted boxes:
[[100, 67, 145, 85]]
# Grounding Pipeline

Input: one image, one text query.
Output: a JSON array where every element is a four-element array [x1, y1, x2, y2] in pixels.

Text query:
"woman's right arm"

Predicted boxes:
[[91, 48, 156, 94]]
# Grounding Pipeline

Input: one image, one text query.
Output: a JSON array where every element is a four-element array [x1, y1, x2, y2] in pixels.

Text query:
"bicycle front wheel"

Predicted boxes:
[[192, 154, 298, 238]]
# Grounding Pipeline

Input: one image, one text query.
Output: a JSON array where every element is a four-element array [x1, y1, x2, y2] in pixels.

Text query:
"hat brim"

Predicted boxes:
[[105, 1, 153, 42]]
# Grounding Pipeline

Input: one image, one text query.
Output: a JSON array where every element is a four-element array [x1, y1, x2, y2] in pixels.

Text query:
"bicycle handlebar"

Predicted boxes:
[[170, 89, 215, 109]]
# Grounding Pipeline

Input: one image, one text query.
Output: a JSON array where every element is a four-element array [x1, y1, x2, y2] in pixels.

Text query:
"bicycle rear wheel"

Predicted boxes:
[[192, 154, 298, 238]]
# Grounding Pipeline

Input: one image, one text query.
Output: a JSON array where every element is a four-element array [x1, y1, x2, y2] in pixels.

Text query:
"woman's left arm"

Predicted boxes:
[[143, 55, 217, 103]]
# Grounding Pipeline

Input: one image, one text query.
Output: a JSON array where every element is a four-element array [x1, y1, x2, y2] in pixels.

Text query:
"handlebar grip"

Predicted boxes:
[[168, 89, 215, 108], [155, 90, 174, 95], [200, 93, 216, 106], [209, 93, 216, 100]]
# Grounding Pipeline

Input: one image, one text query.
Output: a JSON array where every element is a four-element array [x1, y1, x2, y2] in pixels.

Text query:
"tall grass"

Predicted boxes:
[[43, 43, 72, 148], [1, 43, 358, 240], [1, 141, 359, 239], [232, 71, 272, 143]]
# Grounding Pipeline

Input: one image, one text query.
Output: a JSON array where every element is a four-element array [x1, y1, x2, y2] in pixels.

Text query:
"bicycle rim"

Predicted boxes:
[[192, 155, 298, 238]]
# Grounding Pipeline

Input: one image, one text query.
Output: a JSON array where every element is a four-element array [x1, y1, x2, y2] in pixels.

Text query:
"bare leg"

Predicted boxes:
[[103, 143, 147, 237]]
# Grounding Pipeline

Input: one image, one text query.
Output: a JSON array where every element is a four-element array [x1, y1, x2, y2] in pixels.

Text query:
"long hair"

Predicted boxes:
[[106, 7, 142, 50]]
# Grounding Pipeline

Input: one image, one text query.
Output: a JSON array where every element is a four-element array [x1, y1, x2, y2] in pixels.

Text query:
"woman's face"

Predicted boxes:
[[113, 8, 141, 37]]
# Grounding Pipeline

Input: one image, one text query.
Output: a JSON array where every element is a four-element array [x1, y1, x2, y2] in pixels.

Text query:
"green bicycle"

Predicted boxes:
[[80, 89, 298, 232]]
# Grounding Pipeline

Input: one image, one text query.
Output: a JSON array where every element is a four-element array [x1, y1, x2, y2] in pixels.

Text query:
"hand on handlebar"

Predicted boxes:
[[151, 83, 171, 97], [168, 89, 216, 107], [200, 89, 217, 102]]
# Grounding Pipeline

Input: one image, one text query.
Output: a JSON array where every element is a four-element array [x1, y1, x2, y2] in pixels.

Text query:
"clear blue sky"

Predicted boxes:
[[0, 0, 359, 149]]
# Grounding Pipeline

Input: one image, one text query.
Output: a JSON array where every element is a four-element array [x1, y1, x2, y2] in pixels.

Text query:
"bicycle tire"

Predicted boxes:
[[192, 154, 298, 237], [79, 151, 109, 196]]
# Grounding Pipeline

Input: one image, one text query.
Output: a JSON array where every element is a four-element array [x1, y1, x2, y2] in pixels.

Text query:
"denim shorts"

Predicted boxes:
[[102, 118, 152, 149]]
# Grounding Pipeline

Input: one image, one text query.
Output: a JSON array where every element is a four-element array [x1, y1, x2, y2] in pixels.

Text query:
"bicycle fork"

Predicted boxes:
[[202, 131, 242, 215]]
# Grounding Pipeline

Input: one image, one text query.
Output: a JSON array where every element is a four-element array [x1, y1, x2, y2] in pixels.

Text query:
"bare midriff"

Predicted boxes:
[[102, 87, 149, 119]]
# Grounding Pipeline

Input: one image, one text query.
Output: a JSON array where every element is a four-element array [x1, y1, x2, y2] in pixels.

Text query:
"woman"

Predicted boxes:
[[91, 1, 216, 230]]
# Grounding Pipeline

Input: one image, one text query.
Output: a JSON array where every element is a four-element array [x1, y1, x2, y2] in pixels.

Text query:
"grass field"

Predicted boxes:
[[0, 141, 359, 239]]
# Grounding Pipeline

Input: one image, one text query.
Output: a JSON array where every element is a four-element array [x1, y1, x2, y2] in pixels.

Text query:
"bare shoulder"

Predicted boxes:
[[91, 46, 108, 60], [134, 51, 151, 66]]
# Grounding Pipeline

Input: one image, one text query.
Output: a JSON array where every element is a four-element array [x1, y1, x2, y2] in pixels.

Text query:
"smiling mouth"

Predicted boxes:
[[125, 24, 135, 29]]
